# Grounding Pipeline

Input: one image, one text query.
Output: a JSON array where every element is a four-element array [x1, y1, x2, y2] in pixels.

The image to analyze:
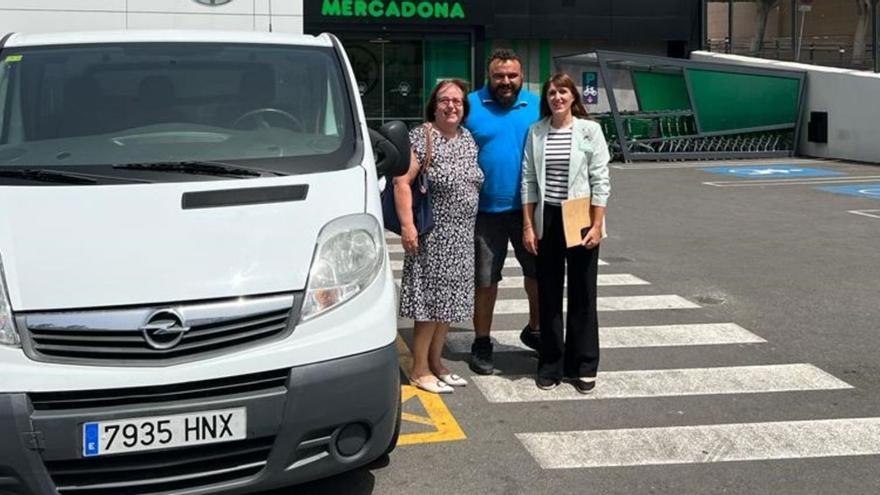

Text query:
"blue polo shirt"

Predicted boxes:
[[465, 86, 540, 213]]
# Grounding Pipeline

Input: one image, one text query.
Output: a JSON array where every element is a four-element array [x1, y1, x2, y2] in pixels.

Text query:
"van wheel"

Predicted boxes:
[[383, 381, 402, 456]]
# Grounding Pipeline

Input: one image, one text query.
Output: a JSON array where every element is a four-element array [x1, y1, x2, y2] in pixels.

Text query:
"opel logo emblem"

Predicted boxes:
[[194, 0, 233, 6], [141, 309, 191, 350]]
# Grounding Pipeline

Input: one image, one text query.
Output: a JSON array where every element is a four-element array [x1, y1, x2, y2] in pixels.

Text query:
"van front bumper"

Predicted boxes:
[[0, 342, 400, 495]]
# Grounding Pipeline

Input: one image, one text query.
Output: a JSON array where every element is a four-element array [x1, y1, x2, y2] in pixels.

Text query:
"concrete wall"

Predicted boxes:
[[692, 50, 880, 164], [0, 0, 303, 34]]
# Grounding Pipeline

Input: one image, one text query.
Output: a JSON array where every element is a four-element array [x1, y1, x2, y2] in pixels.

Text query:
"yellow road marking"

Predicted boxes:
[[398, 385, 467, 446], [401, 412, 435, 426], [396, 334, 467, 446]]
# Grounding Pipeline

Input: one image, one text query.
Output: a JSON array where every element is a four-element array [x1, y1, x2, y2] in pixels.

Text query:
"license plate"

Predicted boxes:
[[82, 407, 246, 457]]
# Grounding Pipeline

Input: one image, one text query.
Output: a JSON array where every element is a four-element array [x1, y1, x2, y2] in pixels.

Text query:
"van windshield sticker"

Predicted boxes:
[[3, 55, 22, 63]]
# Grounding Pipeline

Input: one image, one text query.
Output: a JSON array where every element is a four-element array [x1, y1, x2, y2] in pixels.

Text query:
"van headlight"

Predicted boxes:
[[300, 214, 384, 322], [0, 255, 19, 346]]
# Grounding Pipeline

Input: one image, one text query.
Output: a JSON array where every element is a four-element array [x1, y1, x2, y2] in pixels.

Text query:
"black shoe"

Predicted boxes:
[[536, 376, 560, 390], [469, 338, 494, 375], [519, 325, 541, 352], [574, 378, 596, 394]]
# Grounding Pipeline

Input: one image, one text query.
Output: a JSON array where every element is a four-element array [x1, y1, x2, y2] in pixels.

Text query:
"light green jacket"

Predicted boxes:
[[521, 117, 611, 239]]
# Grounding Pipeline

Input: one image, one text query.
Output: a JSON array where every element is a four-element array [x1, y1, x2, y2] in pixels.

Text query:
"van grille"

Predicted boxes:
[[19, 293, 300, 365], [28, 368, 289, 411], [45, 436, 274, 495]]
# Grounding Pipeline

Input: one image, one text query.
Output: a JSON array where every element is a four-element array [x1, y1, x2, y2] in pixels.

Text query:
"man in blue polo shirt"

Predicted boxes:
[[464, 48, 540, 375]]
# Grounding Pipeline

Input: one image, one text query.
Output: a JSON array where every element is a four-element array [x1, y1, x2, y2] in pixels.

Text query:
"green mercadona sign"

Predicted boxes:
[[321, 0, 466, 19]]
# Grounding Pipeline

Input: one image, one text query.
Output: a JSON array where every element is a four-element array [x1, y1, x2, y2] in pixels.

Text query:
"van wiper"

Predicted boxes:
[[0, 168, 99, 185], [113, 161, 282, 178]]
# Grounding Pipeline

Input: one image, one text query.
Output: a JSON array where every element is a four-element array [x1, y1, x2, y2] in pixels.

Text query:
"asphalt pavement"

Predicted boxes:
[[269, 157, 880, 495]]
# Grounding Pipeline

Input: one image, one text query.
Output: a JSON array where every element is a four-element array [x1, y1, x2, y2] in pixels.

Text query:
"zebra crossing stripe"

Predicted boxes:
[[387, 244, 404, 254], [517, 417, 880, 469], [394, 273, 646, 288], [496, 274, 647, 288], [388, 258, 608, 270], [472, 364, 852, 403], [490, 295, 699, 314], [391, 257, 611, 271], [444, 323, 766, 353]]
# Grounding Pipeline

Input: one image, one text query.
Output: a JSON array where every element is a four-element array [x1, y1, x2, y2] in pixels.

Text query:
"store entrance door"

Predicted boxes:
[[344, 39, 424, 130]]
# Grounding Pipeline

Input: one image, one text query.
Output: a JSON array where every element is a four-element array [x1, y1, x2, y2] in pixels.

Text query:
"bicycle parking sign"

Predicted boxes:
[[582, 72, 599, 105]]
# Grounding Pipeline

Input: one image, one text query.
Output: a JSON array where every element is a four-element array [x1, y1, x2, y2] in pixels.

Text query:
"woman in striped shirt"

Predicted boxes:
[[520, 73, 611, 393]]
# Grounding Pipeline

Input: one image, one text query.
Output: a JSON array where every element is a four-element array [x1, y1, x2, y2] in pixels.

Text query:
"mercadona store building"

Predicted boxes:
[[305, 0, 705, 129]]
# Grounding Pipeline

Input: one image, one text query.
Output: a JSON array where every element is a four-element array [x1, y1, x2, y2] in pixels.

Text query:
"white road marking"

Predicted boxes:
[[391, 258, 608, 271], [387, 243, 404, 253], [491, 295, 698, 314], [472, 364, 852, 404], [444, 323, 765, 353], [849, 209, 880, 220], [614, 159, 837, 171], [704, 175, 880, 187], [496, 274, 647, 289], [517, 417, 880, 469], [394, 273, 644, 288]]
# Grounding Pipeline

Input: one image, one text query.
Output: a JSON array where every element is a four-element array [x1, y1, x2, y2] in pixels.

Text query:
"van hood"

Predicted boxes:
[[0, 167, 366, 311]]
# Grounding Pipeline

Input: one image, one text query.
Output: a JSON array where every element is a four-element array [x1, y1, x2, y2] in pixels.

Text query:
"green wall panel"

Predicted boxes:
[[631, 71, 691, 112], [687, 69, 800, 133], [424, 40, 471, 105]]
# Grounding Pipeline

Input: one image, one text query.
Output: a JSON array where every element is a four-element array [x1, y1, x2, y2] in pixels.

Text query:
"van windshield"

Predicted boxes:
[[0, 42, 356, 181]]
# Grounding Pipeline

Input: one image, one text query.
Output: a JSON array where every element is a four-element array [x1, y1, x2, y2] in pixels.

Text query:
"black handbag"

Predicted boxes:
[[381, 123, 435, 236]]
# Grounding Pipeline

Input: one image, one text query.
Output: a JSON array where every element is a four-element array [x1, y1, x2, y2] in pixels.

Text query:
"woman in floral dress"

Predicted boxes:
[[395, 79, 483, 394]]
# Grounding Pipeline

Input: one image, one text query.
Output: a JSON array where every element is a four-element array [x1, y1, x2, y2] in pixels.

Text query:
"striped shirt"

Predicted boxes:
[[543, 127, 572, 205]]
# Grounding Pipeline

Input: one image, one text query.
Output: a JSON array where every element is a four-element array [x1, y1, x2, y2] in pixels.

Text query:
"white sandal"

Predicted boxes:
[[438, 373, 468, 387], [411, 377, 453, 394]]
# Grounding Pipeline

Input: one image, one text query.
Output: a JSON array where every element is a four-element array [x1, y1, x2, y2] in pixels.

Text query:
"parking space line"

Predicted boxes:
[[704, 175, 880, 187], [849, 209, 880, 219]]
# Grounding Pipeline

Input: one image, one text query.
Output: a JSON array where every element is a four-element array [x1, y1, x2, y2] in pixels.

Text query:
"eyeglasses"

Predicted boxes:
[[437, 97, 464, 107]]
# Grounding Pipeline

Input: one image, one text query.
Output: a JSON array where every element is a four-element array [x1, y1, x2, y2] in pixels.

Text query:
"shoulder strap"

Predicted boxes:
[[421, 123, 434, 172]]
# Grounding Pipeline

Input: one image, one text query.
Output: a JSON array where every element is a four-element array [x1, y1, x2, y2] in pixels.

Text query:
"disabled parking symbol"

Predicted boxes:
[[817, 184, 880, 200], [702, 166, 845, 179]]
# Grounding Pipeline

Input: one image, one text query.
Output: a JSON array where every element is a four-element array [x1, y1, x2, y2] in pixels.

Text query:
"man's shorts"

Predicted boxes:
[[474, 210, 538, 288]]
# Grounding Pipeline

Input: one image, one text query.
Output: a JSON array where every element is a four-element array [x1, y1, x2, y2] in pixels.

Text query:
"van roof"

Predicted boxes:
[[2, 30, 334, 49]]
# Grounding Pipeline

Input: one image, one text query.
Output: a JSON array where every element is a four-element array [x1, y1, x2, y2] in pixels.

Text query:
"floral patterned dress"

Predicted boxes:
[[399, 125, 483, 322]]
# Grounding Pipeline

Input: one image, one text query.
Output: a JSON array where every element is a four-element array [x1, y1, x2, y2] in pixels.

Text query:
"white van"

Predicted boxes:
[[0, 30, 410, 494]]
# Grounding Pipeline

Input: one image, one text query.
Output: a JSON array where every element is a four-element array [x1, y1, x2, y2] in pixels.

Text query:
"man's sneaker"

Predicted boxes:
[[536, 376, 559, 390], [574, 377, 596, 394], [518, 325, 541, 352], [469, 338, 494, 375]]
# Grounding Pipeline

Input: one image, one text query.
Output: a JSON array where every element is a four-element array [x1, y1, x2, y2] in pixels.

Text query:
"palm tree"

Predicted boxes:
[[853, 0, 873, 66], [750, 0, 780, 55]]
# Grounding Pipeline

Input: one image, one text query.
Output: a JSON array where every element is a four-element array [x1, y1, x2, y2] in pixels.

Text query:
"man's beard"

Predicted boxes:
[[490, 82, 521, 107]]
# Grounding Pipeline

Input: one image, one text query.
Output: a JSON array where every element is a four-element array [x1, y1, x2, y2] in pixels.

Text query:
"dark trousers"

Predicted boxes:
[[536, 204, 601, 380]]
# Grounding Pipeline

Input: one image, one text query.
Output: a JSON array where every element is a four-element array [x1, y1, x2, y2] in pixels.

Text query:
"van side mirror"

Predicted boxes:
[[369, 120, 410, 177]]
